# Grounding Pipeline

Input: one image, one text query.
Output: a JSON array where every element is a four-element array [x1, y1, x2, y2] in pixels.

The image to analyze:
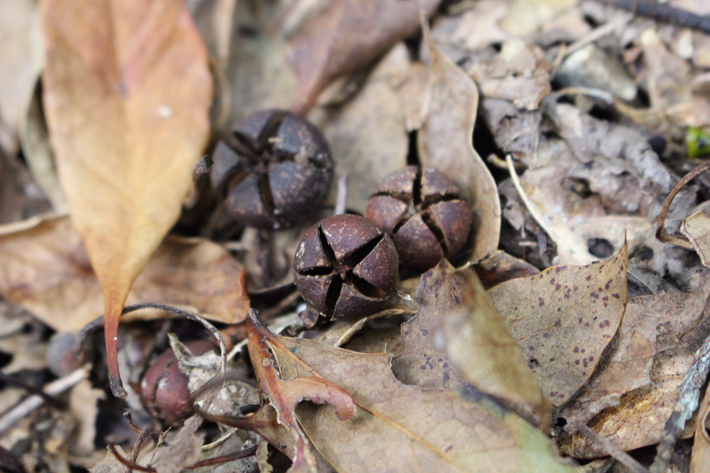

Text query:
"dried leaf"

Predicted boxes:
[[560, 274, 710, 425], [309, 44, 409, 213], [0, 0, 43, 154], [0, 216, 248, 332], [152, 415, 204, 473], [467, 39, 551, 111], [287, 0, 439, 113], [91, 446, 128, 473], [498, 0, 577, 37], [40, 0, 213, 396], [474, 250, 540, 289], [393, 261, 550, 426], [268, 328, 581, 473], [690, 381, 710, 473], [681, 208, 710, 267], [418, 22, 501, 263], [68, 380, 105, 458], [243, 312, 356, 472], [489, 244, 628, 406]]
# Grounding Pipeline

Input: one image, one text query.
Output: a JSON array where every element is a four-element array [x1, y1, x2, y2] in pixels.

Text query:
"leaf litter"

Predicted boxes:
[[3, 0, 710, 471]]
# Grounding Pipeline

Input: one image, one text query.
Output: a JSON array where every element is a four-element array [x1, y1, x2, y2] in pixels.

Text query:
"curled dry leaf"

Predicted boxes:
[[0, 216, 248, 332], [466, 38, 551, 111], [418, 21, 501, 263], [40, 0, 213, 396], [237, 311, 355, 472], [681, 208, 710, 268], [267, 326, 581, 473], [393, 261, 550, 427], [286, 0, 439, 114], [489, 243, 628, 406]]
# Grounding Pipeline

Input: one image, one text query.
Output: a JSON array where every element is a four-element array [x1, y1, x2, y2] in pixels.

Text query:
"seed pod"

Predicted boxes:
[[366, 166, 472, 270], [293, 214, 399, 319], [140, 340, 213, 426], [211, 110, 334, 230]]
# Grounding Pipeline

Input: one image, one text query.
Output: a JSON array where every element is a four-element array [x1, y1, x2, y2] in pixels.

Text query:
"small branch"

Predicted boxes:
[[0, 366, 89, 434], [569, 421, 649, 473], [592, 0, 710, 34], [334, 173, 349, 216], [109, 443, 258, 472], [650, 334, 710, 473]]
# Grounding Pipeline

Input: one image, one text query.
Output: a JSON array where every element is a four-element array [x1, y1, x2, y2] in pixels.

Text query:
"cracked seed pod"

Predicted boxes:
[[211, 110, 334, 230], [366, 166, 472, 270], [293, 214, 399, 319]]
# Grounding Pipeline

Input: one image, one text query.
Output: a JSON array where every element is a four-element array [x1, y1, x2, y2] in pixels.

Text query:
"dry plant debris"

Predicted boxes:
[[1, 0, 710, 472]]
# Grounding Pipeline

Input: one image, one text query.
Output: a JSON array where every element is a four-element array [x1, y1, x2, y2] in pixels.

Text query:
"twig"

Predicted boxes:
[[591, 0, 710, 34], [109, 441, 258, 472], [650, 334, 710, 473], [506, 155, 554, 239], [0, 372, 63, 408], [552, 17, 630, 72], [655, 161, 710, 249], [0, 366, 89, 434], [569, 420, 649, 473], [334, 173, 349, 216]]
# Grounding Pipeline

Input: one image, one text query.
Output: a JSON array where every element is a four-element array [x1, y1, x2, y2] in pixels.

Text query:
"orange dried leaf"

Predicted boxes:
[[0, 216, 248, 332], [40, 0, 212, 396]]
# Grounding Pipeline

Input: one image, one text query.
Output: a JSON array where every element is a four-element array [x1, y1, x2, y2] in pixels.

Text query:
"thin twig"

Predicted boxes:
[[650, 335, 710, 473], [334, 173, 349, 216], [569, 420, 649, 473], [592, 0, 710, 34], [0, 372, 64, 408], [110, 439, 258, 472], [506, 155, 554, 239], [0, 366, 89, 434]]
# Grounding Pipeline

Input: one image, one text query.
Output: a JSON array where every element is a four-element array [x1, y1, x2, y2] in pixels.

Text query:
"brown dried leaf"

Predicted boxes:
[[393, 261, 550, 427], [489, 244, 628, 406], [474, 250, 540, 290], [0, 216, 248, 332], [681, 208, 710, 268], [40, 0, 213, 396], [90, 446, 127, 473], [309, 44, 409, 213], [560, 274, 710, 425], [287, 0, 439, 114], [152, 415, 204, 473], [559, 313, 706, 458], [269, 328, 581, 473], [418, 22, 501, 263], [466, 39, 551, 111]]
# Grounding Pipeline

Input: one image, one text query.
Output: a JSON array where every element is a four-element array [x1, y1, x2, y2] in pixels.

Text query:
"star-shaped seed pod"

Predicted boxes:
[[366, 166, 472, 270], [293, 214, 399, 319]]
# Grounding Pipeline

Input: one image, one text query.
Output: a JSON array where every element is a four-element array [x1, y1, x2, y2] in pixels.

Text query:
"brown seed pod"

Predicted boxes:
[[211, 110, 334, 230], [140, 340, 213, 426], [293, 214, 399, 319], [366, 166, 472, 270]]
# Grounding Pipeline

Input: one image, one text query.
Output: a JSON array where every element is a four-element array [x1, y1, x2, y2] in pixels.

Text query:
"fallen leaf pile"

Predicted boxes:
[[0, 0, 710, 472]]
